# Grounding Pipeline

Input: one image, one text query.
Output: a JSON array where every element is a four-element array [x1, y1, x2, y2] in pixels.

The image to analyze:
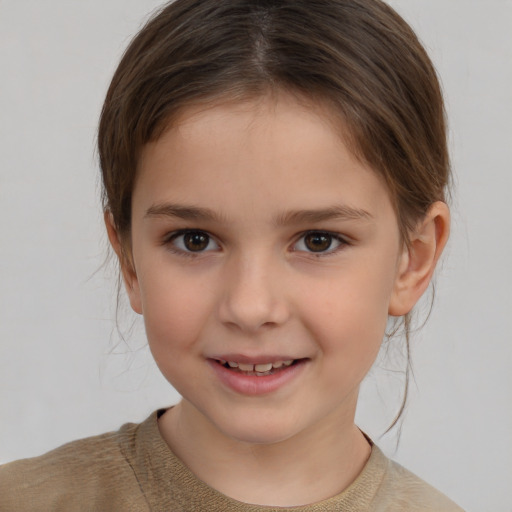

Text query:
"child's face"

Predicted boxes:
[[125, 93, 406, 444]]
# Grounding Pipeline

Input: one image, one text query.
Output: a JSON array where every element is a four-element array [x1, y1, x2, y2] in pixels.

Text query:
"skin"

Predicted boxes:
[[106, 92, 449, 506]]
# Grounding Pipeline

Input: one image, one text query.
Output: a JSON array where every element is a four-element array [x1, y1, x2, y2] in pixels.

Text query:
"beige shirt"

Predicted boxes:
[[0, 410, 464, 511]]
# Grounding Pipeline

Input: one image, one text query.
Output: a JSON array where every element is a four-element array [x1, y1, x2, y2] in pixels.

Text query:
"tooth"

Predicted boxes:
[[238, 363, 255, 372], [219, 359, 227, 365], [255, 363, 273, 372], [228, 361, 239, 368], [272, 361, 284, 368], [283, 360, 293, 366]]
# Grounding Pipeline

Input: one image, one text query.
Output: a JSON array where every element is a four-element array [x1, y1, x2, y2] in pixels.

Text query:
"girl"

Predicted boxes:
[[1, 0, 464, 510]]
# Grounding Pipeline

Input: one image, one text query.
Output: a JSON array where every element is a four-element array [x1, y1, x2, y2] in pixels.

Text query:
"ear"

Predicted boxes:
[[388, 201, 450, 316], [104, 211, 142, 315]]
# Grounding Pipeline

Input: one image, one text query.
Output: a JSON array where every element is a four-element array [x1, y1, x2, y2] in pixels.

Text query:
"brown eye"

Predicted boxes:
[[303, 232, 333, 252], [183, 231, 210, 251], [293, 231, 345, 255], [168, 230, 219, 254]]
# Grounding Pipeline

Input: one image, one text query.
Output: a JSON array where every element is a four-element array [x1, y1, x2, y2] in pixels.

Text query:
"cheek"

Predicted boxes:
[[137, 267, 214, 356], [300, 261, 395, 362], [308, 296, 387, 397]]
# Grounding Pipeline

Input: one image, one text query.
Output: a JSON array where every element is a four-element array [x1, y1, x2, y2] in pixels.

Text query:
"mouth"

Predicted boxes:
[[208, 356, 309, 395], [214, 358, 303, 377]]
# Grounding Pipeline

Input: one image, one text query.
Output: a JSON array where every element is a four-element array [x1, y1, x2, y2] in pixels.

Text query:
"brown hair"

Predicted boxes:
[[98, 0, 450, 428]]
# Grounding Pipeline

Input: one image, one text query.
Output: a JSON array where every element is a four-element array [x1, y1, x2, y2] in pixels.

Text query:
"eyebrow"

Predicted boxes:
[[145, 202, 373, 225], [274, 205, 373, 225], [145, 203, 221, 221]]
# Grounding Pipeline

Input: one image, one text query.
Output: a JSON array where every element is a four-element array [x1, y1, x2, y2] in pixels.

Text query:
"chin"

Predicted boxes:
[[213, 411, 306, 446]]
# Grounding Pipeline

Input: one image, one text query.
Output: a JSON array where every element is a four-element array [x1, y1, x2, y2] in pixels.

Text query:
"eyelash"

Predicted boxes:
[[163, 229, 220, 257], [293, 231, 349, 257], [163, 229, 349, 257]]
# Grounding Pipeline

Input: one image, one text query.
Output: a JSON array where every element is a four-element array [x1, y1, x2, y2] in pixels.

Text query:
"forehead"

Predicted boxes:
[[148, 89, 360, 161], [134, 93, 394, 223]]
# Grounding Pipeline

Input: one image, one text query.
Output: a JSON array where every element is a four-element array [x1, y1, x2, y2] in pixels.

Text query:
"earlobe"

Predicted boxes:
[[388, 201, 450, 317], [104, 211, 143, 315]]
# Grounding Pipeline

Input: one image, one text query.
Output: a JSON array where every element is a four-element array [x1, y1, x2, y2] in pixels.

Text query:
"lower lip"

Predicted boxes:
[[207, 359, 308, 396]]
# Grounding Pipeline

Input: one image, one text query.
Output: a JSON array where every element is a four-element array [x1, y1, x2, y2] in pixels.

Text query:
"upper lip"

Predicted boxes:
[[209, 354, 302, 365]]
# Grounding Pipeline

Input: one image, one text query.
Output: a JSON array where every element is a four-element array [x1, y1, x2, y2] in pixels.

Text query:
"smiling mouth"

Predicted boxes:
[[215, 359, 302, 377]]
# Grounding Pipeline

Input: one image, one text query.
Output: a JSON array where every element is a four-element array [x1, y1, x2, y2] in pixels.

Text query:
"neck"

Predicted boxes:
[[158, 401, 371, 507]]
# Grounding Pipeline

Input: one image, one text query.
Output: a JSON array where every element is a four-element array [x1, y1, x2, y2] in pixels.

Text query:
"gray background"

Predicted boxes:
[[1, 1, 511, 510]]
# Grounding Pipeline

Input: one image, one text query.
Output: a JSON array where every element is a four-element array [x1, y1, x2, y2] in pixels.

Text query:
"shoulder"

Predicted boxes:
[[369, 446, 464, 512], [0, 421, 149, 512]]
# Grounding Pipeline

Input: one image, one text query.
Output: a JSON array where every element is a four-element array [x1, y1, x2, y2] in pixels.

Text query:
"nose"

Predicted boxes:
[[216, 253, 290, 333]]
